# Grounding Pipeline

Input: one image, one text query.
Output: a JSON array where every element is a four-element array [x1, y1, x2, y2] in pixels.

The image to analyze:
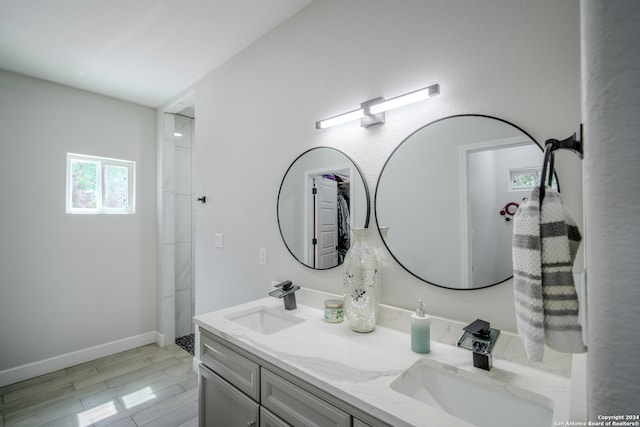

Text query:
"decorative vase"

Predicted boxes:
[[343, 228, 380, 332]]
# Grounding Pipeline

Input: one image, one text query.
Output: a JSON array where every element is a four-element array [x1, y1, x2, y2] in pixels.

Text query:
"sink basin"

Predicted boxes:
[[391, 359, 553, 427], [225, 307, 304, 335]]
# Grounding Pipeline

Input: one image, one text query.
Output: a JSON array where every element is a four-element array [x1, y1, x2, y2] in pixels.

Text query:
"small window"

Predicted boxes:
[[510, 168, 540, 190], [66, 153, 135, 214], [510, 167, 557, 191]]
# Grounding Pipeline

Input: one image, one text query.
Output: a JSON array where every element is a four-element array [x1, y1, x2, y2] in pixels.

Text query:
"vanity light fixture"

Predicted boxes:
[[315, 83, 440, 130], [316, 108, 365, 129]]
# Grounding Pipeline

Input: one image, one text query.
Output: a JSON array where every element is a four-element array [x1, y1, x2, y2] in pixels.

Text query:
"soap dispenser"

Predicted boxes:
[[411, 300, 431, 354]]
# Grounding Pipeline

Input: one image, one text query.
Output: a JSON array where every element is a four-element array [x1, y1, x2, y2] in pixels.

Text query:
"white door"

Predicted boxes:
[[314, 176, 338, 269]]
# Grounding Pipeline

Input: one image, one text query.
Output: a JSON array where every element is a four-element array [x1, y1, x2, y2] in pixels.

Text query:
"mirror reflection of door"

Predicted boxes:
[[278, 147, 370, 270], [463, 140, 542, 288], [375, 115, 545, 289], [314, 176, 338, 268], [307, 172, 351, 269]]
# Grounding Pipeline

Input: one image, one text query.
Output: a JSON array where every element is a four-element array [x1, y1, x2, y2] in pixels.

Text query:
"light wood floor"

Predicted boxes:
[[0, 344, 198, 427]]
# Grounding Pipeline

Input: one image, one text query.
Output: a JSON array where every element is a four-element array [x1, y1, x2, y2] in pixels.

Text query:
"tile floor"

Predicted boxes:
[[0, 344, 197, 427], [174, 335, 194, 357]]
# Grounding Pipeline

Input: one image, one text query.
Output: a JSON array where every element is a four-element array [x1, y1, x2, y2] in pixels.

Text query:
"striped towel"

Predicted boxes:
[[512, 187, 545, 361], [540, 187, 586, 355], [512, 186, 586, 361]]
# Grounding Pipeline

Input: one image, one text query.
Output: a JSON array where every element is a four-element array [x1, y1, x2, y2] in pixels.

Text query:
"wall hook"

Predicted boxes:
[[197, 196, 206, 204], [544, 124, 583, 158], [540, 123, 583, 202]]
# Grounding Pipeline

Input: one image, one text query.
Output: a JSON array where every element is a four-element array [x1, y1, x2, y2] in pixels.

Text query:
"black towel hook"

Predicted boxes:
[[544, 124, 583, 158], [539, 124, 583, 202]]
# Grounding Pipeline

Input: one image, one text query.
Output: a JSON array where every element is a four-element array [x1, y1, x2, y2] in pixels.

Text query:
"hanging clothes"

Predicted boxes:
[[337, 184, 351, 263]]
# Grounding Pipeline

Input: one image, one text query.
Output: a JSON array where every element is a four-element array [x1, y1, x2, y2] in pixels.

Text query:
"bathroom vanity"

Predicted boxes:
[[194, 289, 570, 427]]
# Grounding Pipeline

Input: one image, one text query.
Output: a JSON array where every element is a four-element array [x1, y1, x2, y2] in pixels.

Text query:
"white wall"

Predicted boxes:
[[192, 0, 581, 332], [582, 0, 640, 416], [0, 70, 157, 383]]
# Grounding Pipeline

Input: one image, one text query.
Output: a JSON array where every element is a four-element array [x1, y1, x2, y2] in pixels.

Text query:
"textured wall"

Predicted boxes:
[[192, 0, 581, 333], [582, 0, 640, 417]]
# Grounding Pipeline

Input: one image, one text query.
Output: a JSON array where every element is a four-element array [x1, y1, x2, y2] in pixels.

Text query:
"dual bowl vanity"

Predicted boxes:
[[194, 289, 570, 427]]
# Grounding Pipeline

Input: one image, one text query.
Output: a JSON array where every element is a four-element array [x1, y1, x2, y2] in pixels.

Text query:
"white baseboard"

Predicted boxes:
[[155, 330, 165, 347], [0, 331, 159, 387]]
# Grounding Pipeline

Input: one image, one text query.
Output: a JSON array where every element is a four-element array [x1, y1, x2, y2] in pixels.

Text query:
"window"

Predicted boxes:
[[66, 153, 135, 214], [509, 167, 557, 191]]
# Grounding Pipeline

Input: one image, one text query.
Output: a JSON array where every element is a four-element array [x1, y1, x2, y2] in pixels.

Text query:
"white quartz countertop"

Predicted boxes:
[[194, 295, 570, 427]]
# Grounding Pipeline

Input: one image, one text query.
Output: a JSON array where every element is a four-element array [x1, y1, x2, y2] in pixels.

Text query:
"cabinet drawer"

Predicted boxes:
[[260, 406, 291, 427], [200, 332, 260, 401], [261, 368, 350, 427]]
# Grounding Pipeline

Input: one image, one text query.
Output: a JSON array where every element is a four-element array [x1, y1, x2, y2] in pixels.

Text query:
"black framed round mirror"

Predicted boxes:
[[375, 115, 552, 289], [278, 147, 370, 270]]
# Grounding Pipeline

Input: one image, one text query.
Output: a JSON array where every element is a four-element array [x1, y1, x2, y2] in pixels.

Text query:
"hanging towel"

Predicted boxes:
[[512, 186, 587, 362], [539, 187, 587, 355], [512, 187, 545, 361]]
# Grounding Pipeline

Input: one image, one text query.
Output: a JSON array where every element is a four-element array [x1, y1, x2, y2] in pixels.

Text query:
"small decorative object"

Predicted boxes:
[[324, 299, 344, 323], [499, 201, 520, 222], [343, 228, 381, 332]]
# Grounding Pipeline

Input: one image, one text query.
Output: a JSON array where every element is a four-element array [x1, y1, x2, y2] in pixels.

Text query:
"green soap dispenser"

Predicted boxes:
[[411, 299, 431, 354]]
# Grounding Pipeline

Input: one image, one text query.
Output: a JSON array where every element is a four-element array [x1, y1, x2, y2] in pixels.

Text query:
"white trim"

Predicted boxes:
[[155, 330, 165, 347], [0, 331, 159, 387], [192, 324, 201, 374]]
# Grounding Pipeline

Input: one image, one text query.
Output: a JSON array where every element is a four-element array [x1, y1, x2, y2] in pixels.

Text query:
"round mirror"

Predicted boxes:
[[278, 147, 370, 270], [375, 115, 549, 289]]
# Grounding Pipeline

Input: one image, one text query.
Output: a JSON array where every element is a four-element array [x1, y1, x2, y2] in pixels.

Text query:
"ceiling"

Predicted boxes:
[[0, 0, 313, 108]]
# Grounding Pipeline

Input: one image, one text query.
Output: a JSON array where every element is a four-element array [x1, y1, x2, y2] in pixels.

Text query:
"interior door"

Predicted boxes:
[[314, 176, 338, 269]]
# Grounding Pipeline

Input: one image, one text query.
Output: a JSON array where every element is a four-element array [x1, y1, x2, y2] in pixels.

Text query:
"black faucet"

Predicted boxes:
[[457, 319, 500, 371], [268, 280, 300, 310]]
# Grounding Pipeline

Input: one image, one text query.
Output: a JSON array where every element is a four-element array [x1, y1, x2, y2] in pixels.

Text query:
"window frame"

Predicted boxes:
[[66, 153, 136, 214], [509, 167, 542, 191], [509, 167, 558, 192]]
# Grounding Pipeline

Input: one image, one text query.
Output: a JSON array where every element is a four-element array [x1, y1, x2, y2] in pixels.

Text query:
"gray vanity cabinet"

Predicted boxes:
[[199, 364, 259, 427], [261, 368, 350, 427], [199, 330, 291, 427], [198, 328, 384, 427], [260, 407, 291, 427], [200, 330, 260, 401]]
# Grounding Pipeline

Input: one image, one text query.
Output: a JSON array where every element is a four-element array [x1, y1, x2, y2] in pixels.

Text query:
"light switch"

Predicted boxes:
[[259, 248, 267, 266], [215, 233, 224, 248]]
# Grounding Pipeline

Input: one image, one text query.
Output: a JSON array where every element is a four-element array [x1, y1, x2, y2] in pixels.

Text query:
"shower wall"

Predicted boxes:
[[163, 113, 195, 343], [174, 114, 195, 338]]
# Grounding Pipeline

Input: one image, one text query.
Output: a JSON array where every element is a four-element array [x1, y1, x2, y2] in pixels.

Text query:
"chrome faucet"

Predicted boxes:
[[457, 319, 500, 371], [269, 280, 300, 310]]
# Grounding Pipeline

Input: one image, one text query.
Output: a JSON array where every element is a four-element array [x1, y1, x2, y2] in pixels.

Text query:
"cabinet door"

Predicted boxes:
[[261, 368, 350, 427], [199, 364, 259, 427], [260, 407, 291, 427], [200, 331, 260, 401]]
